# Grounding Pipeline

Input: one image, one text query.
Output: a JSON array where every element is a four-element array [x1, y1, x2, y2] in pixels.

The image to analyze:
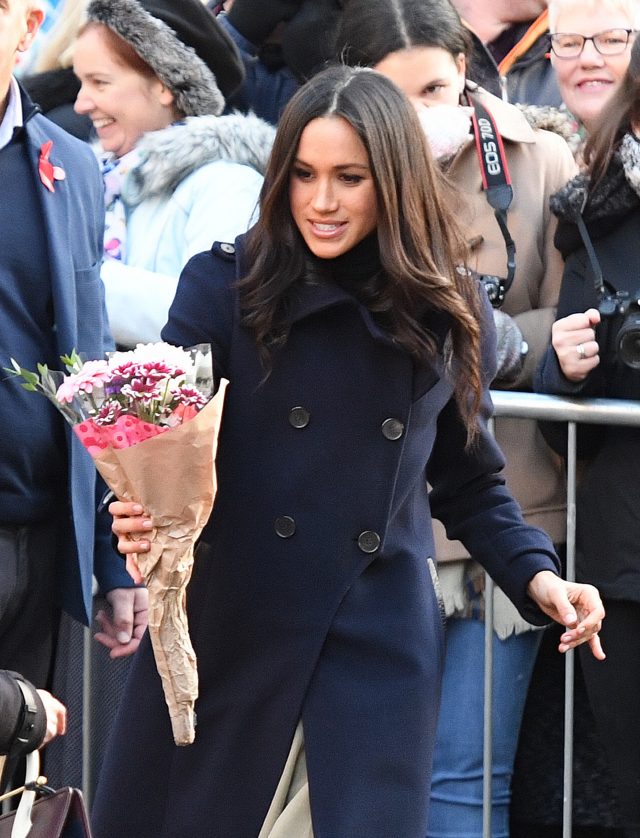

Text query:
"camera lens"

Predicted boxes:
[[616, 313, 640, 369]]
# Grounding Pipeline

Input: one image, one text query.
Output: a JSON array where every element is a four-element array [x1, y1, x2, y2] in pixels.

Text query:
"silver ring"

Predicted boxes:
[[577, 343, 586, 360]]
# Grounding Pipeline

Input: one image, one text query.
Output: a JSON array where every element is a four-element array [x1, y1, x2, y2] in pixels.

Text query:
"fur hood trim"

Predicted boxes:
[[551, 132, 640, 223], [122, 112, 276, 206], [87, 0, 224, 117], [516, 103, 583, 157]]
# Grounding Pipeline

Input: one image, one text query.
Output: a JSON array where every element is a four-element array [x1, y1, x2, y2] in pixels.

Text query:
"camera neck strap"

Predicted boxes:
[[576, 197, 606, 297], [466, 93, 517, 300]]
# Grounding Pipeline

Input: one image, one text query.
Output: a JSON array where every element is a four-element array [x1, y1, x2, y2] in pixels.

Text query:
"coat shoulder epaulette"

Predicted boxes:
[[211, 241, 237, 262]]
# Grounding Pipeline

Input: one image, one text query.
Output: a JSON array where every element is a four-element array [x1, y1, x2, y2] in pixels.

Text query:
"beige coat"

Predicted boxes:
[[434, 89, 577, 607]]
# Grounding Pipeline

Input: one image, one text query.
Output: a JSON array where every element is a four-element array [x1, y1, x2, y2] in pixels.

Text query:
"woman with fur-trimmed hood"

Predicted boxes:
[[73, 0, 275, 348]]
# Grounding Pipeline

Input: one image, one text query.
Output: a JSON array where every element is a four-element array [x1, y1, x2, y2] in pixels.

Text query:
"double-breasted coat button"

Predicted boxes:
[[288, 406, 310, 428], [220, 242, 235, 254], [357, 530, 381, 553], [381, 418, 404, 440], [275, 516, 296, 538]]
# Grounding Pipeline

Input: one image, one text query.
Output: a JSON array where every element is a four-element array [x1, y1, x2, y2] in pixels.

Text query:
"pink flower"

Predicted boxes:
[[174, 387, 207, 408], [92, 399, 123, 426], [121, 379, 163, 404], [56, 359, 110, 403]]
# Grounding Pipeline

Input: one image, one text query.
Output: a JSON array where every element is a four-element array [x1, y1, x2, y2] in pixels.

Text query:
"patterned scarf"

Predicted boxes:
[[100, 148, 141, 262]]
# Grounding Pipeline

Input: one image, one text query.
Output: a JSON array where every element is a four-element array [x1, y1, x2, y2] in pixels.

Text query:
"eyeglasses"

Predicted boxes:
[[549, 28, 637, 58]]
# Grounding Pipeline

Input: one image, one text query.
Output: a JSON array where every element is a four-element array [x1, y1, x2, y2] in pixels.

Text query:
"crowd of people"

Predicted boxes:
[[1, 0, 638, 836]]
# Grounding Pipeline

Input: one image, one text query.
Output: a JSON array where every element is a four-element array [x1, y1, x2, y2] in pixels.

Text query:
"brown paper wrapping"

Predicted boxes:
[[91, 382, 227, 745]]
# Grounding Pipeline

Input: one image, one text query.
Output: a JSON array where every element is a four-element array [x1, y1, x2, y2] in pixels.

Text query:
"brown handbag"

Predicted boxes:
[[0, 752, 92, 838]]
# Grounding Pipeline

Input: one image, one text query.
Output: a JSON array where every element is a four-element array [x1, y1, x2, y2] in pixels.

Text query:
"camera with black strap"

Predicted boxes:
[[466, 92, 517, 309]]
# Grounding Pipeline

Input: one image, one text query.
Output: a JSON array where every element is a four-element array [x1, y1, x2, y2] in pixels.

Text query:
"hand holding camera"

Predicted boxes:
[[551, 308, 601, 382]]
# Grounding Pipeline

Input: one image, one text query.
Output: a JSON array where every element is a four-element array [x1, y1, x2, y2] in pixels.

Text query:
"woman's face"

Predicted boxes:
[[73, 25, 175, 158], [551, 4, 636, 131], [374, 46, 465, 109], [289, 116, 378, 260]]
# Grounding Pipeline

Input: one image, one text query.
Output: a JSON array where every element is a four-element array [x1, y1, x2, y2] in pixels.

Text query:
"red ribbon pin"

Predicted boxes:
[[38, 141, 66, 192]]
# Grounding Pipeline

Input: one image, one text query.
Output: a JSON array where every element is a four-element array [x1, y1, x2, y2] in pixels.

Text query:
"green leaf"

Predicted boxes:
[[60, 349, 82, 372]]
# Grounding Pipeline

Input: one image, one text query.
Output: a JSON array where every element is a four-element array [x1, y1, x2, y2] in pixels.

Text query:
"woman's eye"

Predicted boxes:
[[293, 167, 313, 180], [340, 173, 364, 184]]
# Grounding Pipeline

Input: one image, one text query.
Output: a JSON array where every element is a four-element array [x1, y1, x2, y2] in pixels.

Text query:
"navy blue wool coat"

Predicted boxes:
[[2, 89, 133, 624], [91, 236, 559, 838]]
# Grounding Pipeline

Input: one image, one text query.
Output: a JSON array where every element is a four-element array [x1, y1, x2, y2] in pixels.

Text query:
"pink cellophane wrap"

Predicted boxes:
[[81, 382, 227, 745]]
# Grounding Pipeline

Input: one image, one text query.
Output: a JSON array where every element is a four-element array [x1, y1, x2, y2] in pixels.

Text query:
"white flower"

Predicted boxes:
[[108, 342, 198, 374]]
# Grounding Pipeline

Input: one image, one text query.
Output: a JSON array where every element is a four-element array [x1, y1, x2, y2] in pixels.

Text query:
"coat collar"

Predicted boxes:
[[465, 82, 537, 144], [287, 276, 448, 398], [232, 234, 449, 396], [288, 276, 400, 349]]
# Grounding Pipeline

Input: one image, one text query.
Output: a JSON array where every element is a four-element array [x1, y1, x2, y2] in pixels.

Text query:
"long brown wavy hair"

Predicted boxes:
[[239, 65, 485, 439], [584, 34, 640, 186]]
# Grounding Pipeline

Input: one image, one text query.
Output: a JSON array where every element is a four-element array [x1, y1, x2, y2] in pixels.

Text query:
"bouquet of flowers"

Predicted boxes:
[[6, 343, 227, 745]]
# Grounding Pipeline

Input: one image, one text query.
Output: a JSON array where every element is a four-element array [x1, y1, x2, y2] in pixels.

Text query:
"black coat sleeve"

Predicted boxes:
[[0, 671, 46, 756], [428, 293, 560, 624]]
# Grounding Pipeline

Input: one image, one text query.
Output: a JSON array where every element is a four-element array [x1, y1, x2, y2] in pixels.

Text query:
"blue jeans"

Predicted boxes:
[[427, 618, 541, 838]]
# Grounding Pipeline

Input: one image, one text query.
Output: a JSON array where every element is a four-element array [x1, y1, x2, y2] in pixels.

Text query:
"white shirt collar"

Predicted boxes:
[[0, 77, 24, 151]]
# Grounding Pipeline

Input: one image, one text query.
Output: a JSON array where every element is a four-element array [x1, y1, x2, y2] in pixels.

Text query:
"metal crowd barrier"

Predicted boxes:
[[484, 391, 640, 838]]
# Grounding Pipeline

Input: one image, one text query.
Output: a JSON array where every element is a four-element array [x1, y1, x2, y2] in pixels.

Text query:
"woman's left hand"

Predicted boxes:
[[527, 570, 606, 660]]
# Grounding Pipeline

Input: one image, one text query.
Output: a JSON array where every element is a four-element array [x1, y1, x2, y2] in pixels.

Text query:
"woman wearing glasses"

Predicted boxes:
[[548, 0, 639, 141], [533, 31, 640, 838]]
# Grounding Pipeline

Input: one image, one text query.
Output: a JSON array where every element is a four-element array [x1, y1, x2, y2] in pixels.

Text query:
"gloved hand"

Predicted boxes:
[[493, 309, 526, 385], [226, 0, 303, 45]]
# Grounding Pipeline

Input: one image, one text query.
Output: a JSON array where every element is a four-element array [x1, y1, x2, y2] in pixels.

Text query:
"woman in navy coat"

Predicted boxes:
[[94, 66, 604, 838]]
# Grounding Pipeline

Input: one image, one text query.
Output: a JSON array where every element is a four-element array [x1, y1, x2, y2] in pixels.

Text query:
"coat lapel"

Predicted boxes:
[[289, 277, 403, 350], [287, 275, 448, 397], [23, 114, 77, 356]]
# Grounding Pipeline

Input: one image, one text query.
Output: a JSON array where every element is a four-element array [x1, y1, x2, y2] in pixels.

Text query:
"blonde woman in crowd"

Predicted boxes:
[[548, 0, 640, 142]]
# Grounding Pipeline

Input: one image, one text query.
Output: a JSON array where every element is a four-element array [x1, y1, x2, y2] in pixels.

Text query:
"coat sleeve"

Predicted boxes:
[[506, 130, 578, 391], [428, 296, 561, 623], [72, 138, 136, 598], [0, 672, 46, 756]]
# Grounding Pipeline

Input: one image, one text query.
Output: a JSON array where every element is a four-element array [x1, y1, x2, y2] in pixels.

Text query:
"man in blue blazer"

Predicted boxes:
[[0, 0, 147, 688]]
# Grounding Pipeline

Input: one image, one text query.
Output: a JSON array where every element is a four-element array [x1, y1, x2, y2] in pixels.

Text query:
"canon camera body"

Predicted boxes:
[[598, 288, 640, 369]]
